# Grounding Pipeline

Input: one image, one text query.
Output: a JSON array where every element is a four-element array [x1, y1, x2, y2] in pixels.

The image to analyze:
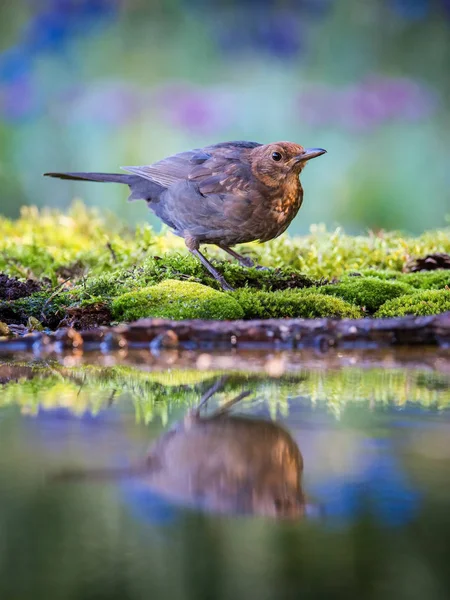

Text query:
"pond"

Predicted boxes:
[[1, 348, 450, 599]]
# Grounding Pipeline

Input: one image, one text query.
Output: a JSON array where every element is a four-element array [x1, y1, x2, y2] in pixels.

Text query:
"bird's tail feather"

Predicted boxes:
[[43, 171, 165, 202], [44, 172, 133, 184]]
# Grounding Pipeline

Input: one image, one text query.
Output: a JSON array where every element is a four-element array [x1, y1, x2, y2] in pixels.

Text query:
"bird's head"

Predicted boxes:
[[250, 142, 326, 188]]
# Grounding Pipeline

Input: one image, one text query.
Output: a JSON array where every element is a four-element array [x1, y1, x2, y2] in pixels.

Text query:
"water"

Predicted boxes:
[[1, 349, 450, 599]]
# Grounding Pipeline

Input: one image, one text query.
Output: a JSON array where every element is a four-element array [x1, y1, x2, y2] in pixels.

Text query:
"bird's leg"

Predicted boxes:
[[194, 376, 229, 416], [219, 245, 255, 268], [186, 239, 234, 291], [219, 245, 270, 272], [211, 390, 252, 417], [190, 248, 235, 291]]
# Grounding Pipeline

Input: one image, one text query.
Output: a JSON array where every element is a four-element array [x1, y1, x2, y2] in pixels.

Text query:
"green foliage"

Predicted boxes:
[[375, 290, 450, 317], [258, 226, 450, 279], [1, 205, 450, 324], [348, 269, 450, 292], [112, 280, 245, 321], [319, 277, 412, 313], [232, 289, 362, 319], [0, 203, 161, 283], [196, 263, 317, 291], [399, 270, 450, 290], [0, 291, 49, 324], [346, 269, 401, 280], [1, 204, 450, 282]]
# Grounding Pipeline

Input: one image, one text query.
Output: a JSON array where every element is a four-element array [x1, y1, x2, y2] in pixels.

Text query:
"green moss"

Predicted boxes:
[[345, 269, 401, 281], [259, 226, 450, 278], [112, 279, 244, 321], [0, 292, 49, 324], [2, 204, 450, 324], [0, 244, 57, 281], [344, 269, 450, 293], [136, 254, 318, 291], [67, 254, 319, 310], [74, 273, 131, 300], [200, 263, 317, 291], [398, 270, 450, 291], [375, 290, 450, 317], [1, 204, 450, 282], [232, 288, 362, 319], [317, 277, 412, 313], [353, 269, 450, 291]]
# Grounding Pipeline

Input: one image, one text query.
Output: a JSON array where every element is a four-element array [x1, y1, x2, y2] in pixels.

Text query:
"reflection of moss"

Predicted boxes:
[[232, 289, 362, 319], [416, 372, 450, 392], [1, 363, 449, 425], [112, 280, 245, 321], [375, 290, 450, 317], [318, 277, 412, 313]]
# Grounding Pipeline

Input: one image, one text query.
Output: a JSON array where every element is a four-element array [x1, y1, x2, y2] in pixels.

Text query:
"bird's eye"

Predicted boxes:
[[272, 151, 282, 162]]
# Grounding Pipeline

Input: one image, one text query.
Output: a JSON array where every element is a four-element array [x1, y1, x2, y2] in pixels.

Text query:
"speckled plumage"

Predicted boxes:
[[45, 140, 326, 290]]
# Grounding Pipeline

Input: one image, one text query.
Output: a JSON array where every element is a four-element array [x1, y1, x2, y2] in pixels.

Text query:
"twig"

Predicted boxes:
[[40, 277, 71, 323], [106, 241, 117, 263]]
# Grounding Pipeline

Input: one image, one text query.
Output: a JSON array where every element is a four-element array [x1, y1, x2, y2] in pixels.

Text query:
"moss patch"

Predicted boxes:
[[376, 290, 450, 317], [1, 204, 450, 282], [399, 270, 450, 291], [112, 280, 245, 321], [1, 204, 450, 326], [318, 277, 412, 313], [232, 289, 362, 319]]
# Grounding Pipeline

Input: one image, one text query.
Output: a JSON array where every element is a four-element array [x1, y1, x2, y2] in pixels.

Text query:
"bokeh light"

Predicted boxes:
[[0, 0, 449, 233]]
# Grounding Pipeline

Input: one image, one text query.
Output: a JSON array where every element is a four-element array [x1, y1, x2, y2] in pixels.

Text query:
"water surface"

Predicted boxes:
[[1, 349, 450, 599]]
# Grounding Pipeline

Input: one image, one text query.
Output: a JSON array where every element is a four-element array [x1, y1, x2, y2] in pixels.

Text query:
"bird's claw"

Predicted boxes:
[[239, 258, 255, 268], [219, 279, 235, 292], [255, 265, 271, 271]]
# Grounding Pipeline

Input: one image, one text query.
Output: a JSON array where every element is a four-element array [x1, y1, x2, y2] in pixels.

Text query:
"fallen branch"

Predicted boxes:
[[0, 312, 449, 355]]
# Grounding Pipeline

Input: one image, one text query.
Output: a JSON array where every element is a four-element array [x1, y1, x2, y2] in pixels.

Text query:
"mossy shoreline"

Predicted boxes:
[[0, 203, 449, 333]]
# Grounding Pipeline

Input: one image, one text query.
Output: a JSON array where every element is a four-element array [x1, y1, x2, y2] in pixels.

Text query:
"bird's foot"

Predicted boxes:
[[219, 278, 235, 292], [255, 265, 271, 272], [238, 257, 255, 268]]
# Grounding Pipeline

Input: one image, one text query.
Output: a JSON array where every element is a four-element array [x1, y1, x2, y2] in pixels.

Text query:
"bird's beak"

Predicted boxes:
[[295, 148, 327, 162]]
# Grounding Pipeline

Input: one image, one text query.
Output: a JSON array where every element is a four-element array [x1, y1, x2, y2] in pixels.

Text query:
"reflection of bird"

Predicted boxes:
[[45, 141, 326, 290], [52, 381, 306, 519], [144, 410, 305, 518]]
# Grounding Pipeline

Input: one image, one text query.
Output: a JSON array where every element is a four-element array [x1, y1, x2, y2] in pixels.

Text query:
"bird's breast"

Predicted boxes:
[[274, 185, 302, 216], [270, 179, 303, 222]]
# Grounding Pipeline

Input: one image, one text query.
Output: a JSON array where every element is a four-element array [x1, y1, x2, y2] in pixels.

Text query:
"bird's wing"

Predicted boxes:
[[122, 149, 211, 188], [121, 141, 261, 189]]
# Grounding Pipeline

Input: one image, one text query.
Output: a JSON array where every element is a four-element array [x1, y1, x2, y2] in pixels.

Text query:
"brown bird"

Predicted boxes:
[[45, 141, 326, 290], [52, 379, 306, 519]]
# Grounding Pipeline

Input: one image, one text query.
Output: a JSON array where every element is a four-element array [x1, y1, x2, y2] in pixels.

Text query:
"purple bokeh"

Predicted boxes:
[[155, 84, 235, 135], [298, 76, 437, 132]]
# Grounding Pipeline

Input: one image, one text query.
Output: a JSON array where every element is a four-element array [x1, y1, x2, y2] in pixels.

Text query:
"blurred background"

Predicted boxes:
[[0, 0, 449, 234]]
